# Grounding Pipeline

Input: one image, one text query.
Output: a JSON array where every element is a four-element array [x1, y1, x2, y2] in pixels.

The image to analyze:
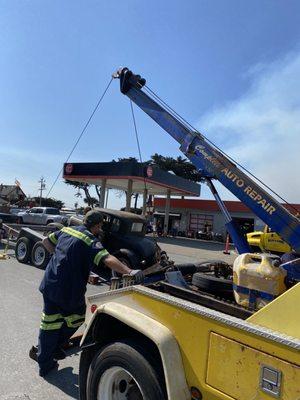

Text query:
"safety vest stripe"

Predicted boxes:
[[94, 249, 109, 265], [48, 232, 58, 245], [61, 227, 93, 246], [41, 312, 63, 322], [40, 321, 64, 331]]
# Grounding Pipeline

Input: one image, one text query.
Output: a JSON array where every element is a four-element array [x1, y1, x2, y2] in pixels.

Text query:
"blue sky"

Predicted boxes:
[[1, 1, 300, 208]]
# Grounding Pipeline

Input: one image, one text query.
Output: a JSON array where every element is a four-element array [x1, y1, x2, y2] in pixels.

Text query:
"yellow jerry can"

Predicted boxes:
[[233, 253, 287, 309]]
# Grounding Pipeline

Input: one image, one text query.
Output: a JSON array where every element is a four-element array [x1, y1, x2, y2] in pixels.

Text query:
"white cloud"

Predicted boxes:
[[198, 51, 300, 203]]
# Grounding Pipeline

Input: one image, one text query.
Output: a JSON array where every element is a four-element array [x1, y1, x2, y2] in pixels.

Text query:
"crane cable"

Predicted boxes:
[[144, 84, 299, 215], [129, 100, 148, 198], [46, 77, 113, 198]]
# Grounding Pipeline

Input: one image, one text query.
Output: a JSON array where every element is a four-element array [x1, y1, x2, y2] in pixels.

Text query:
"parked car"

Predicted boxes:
[[9, 207, 26, 215], [17, 207, 68, 225], [0, 212, 20, 224]]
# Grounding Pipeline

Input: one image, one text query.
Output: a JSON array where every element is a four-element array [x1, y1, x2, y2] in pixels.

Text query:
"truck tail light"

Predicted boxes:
[[191, 387, 202, 400], [90, 304, 97, 313]]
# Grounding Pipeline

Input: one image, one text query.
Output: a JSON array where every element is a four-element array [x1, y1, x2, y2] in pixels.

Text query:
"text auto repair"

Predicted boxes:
[[194, 145, 276, 216]]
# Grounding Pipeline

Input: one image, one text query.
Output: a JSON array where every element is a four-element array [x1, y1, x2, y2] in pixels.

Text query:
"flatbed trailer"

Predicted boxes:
[[1, 223, 61, 269]]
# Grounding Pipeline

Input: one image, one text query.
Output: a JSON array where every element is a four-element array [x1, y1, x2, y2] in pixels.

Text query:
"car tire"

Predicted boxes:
[[31, 241, 50, 269], [18, 217, 23, 224], [15, 237, 33, 263], [46, 220, 54, 225], [192, 272, 233, 297], [86, 340, 166, 400]]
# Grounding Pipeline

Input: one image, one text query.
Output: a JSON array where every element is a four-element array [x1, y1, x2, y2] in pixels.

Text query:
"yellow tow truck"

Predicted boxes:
[[79, 277, 300, 399], [78, 69, 300, 399]]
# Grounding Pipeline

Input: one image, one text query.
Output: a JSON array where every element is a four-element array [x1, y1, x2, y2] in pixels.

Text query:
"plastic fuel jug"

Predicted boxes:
[[233, 253, 287, 309]]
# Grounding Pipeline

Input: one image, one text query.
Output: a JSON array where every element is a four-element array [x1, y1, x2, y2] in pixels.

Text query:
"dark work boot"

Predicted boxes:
[[29, 345, 38, 362], [29, 345, 66, 361], [54, 347, 66, 360], [39, 360, 58, 377]]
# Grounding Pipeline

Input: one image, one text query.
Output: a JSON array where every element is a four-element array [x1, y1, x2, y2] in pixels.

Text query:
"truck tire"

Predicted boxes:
[[15, 237, 33, 263], [31, 241, 50, 269], [192, 272, 233, 297], [86, 340, 165, 400]]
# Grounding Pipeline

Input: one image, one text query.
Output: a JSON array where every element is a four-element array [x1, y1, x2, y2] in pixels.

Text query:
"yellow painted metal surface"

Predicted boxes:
[[247, 283, 300, 339], [247, 226, 291, 253], [207, 333, 300, 400], [87, 288, 300, 399]]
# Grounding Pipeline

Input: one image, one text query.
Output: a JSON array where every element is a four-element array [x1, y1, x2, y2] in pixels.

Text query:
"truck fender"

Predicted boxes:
[[81, 302, 190, 400]]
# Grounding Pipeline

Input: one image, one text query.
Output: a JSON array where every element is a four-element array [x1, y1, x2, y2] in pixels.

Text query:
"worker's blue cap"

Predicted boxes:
[[83, 210, 103, 228]]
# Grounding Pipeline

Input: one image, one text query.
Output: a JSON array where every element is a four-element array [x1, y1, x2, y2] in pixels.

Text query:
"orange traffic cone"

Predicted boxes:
[[223, 234, 230, 255]]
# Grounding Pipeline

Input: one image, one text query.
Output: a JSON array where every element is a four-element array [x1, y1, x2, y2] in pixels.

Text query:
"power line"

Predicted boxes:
[[46, 77, 113, 198]]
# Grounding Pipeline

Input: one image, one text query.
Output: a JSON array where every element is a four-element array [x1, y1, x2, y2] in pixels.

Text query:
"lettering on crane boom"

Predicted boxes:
[[194, 145, 276, 216]]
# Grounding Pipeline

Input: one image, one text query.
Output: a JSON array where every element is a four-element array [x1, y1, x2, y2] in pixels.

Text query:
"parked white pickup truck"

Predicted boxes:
[[17, 207, 67, 225]]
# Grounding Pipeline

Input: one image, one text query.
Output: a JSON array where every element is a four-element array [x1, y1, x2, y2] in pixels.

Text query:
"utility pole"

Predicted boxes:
[[38, 177, 46, 206]]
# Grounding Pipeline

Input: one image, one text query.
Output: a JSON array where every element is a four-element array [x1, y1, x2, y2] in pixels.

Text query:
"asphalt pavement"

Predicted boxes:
[[0, 239, 236, 400]]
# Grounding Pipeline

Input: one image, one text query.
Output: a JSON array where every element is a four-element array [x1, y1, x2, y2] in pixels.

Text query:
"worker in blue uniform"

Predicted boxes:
[[29, 210, 143, 377]]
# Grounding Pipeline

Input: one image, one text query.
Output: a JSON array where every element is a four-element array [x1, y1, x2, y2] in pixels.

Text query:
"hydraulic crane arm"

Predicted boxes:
[[113, 68, 300, 252]]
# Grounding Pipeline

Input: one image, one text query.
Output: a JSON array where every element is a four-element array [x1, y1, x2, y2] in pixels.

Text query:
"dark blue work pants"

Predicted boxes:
[[37, 295, 86, 374]]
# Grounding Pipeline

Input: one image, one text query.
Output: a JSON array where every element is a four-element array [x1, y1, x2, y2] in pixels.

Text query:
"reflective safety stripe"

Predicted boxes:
[[61, 227, 93, 246], [94, 249, 109, 266], [48, 232, 58, 245], [41, 312, 63, 322], [64, 313, 85, 328], [70, 320, 85, 328], [40, 312, 64, 331], [40, 312, 85, 330], [40, 321, 64, 330]]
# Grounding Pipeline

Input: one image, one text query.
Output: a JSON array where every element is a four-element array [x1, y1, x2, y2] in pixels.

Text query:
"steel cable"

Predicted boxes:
[[46, 77, 113, 198], [130, 100, 148, 197]]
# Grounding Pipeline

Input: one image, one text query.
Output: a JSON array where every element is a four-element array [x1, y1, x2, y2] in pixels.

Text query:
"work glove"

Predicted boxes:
[[129, 269, 144, 284]]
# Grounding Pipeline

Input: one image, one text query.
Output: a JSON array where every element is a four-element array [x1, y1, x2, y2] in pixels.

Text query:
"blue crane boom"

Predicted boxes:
[[113, 67, 300, 253]]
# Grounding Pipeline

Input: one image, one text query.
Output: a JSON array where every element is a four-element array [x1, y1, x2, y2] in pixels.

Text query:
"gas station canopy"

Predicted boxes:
[[63, 161, 200, 197]]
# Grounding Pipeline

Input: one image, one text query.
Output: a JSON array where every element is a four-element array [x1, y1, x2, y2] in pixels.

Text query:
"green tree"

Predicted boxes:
[[83, 196, 99, 206], [32, 197, 64, 208], [150, 153, 203, 182]]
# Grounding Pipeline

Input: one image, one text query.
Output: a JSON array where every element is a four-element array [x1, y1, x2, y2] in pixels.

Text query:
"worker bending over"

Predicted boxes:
[[30, 210, 143, 377]]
